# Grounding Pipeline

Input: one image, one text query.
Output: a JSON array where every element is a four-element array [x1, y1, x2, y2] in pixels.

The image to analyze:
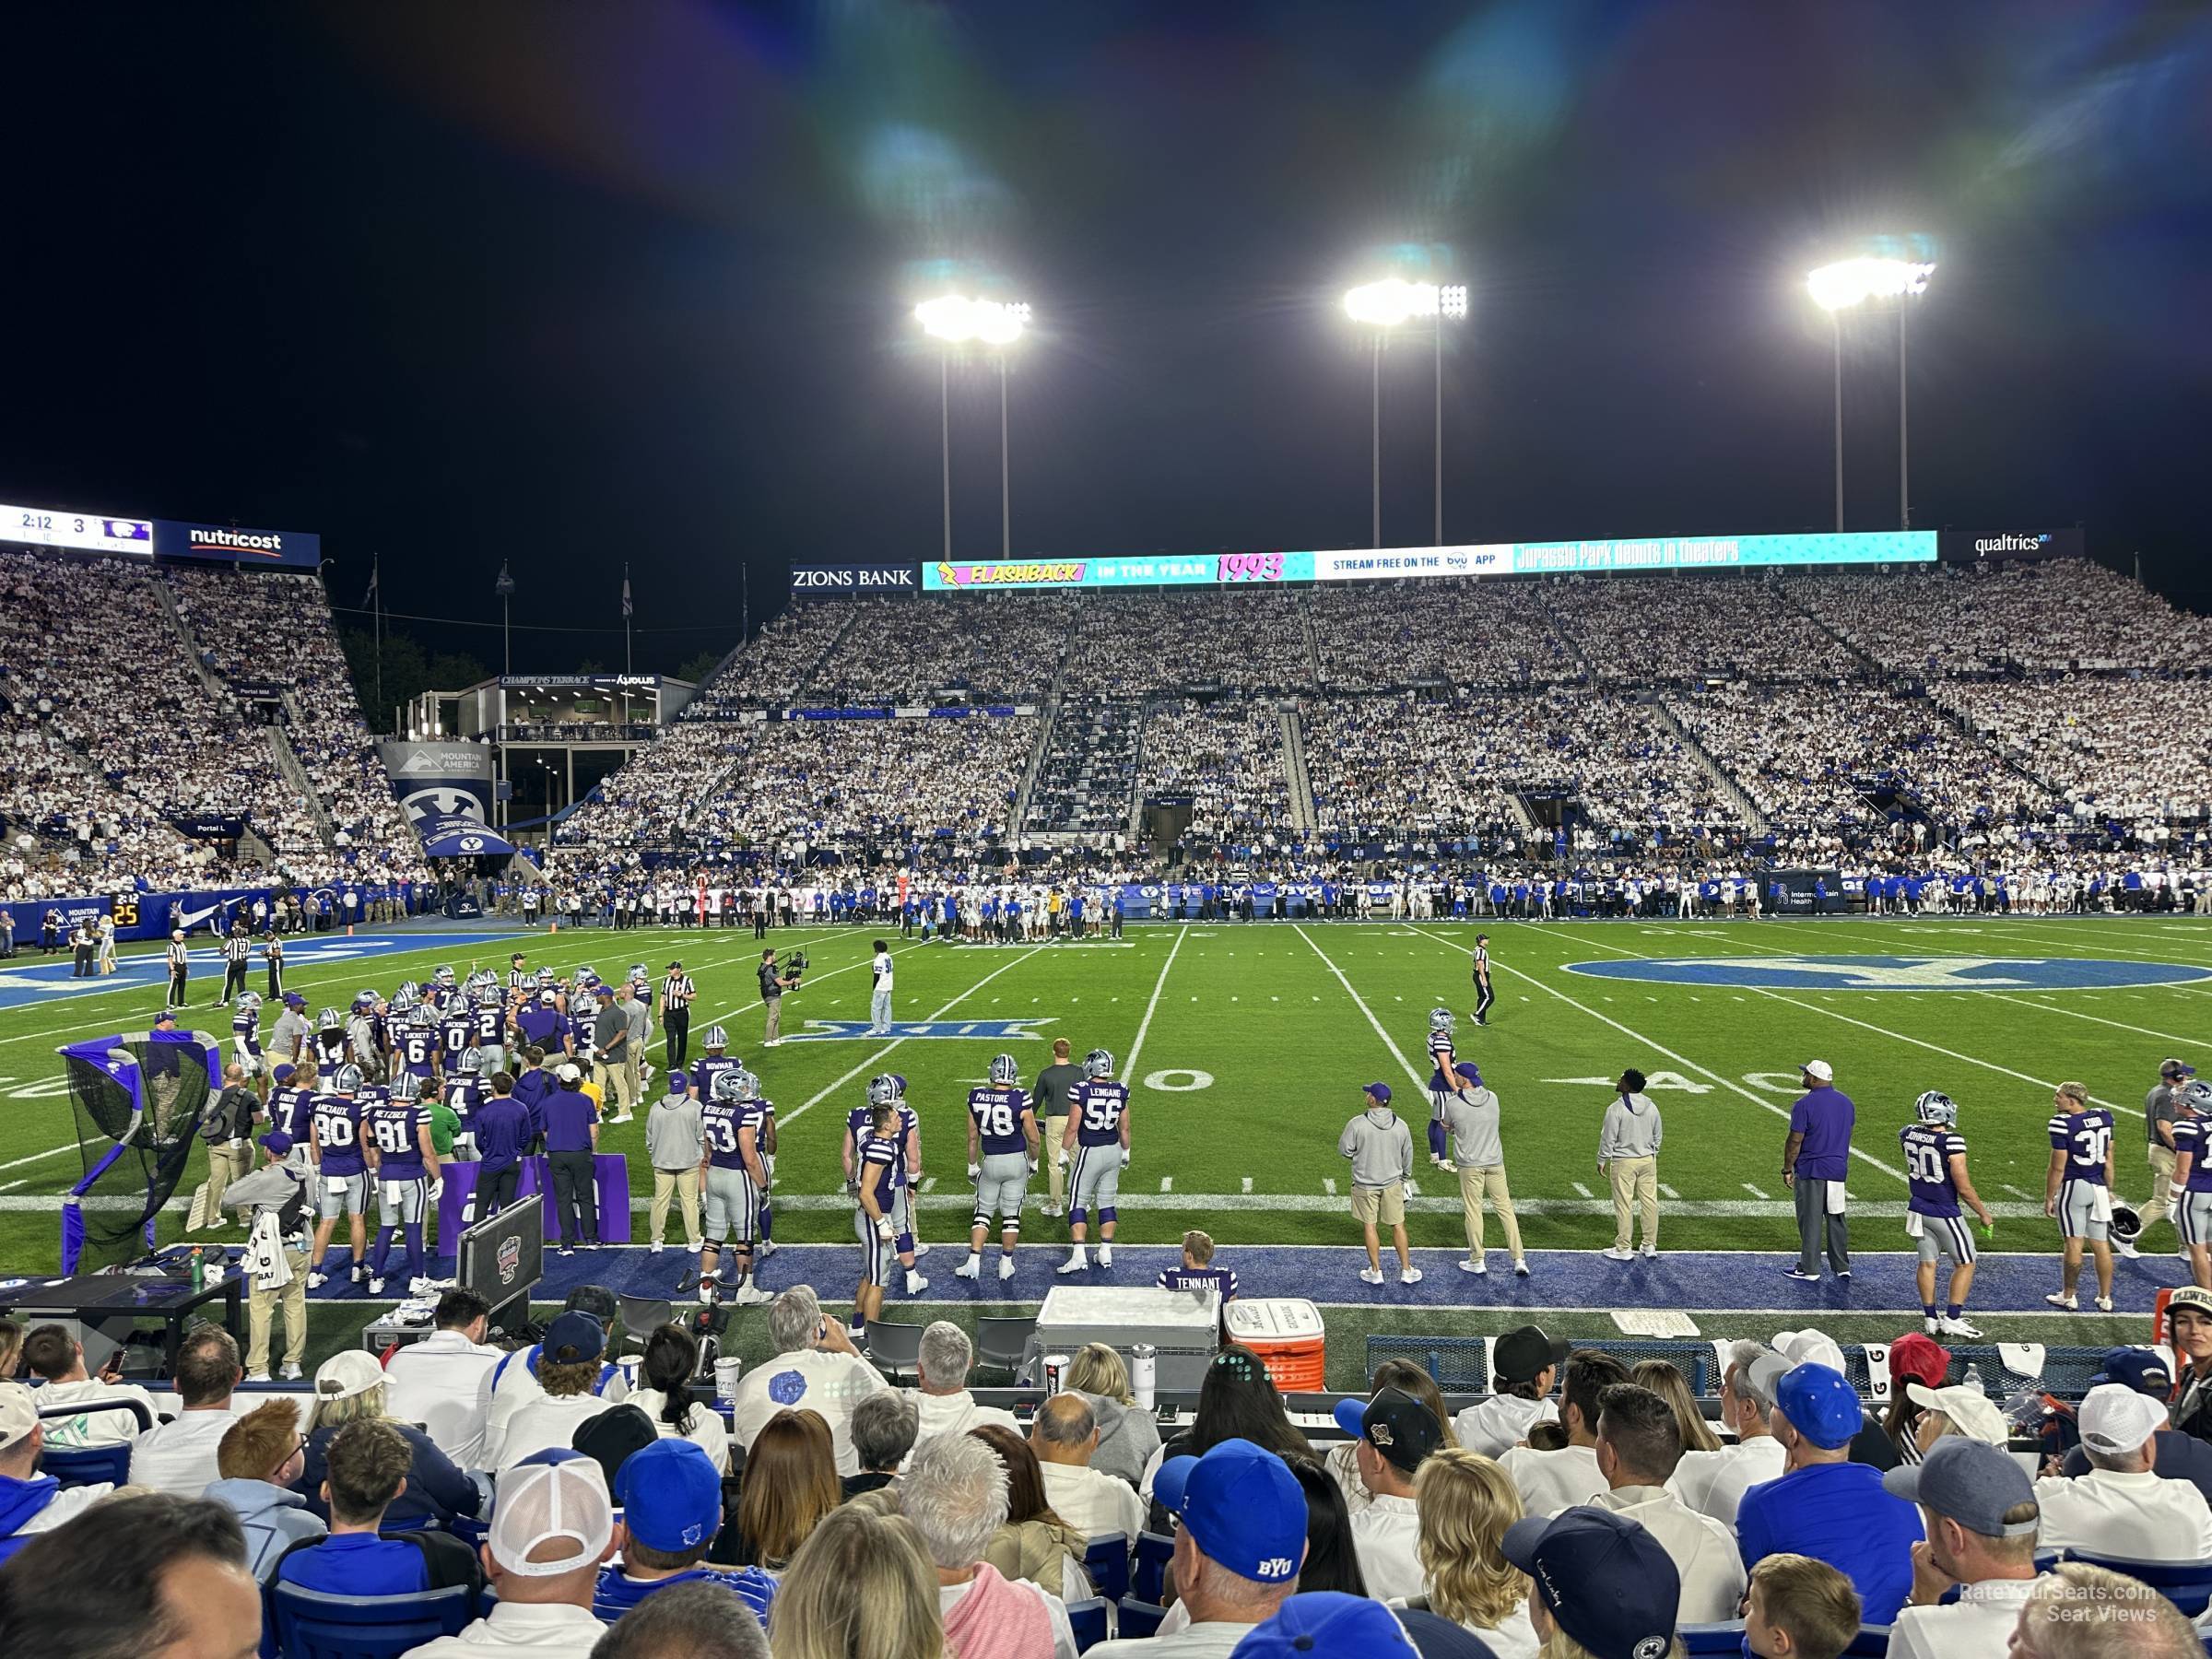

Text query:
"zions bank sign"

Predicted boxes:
[[789, 563, 918, 595]]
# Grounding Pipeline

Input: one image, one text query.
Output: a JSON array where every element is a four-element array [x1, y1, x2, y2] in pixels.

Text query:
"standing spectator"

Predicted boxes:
[[0, 1492, 264, 1659], [905, 1432, 1079, 1659], [1783, 1061, 1854, 1282], [1668, 1342, 1787, 1528], [595, 986, 636, 1124], [645, 1072, 704, 1253], [1405, 1448, 1535, 1654], [1334, 1386, 1443, 1599], [727, 1288, 889, 1478], [1879, 1437, 2041, 1658], [1498, 1507, 1682, 1659], [2035, 1383, 2212, 1559], [1741, 1554, 1862, 1659], [1338, 1082, 1422, 1288], [1031, 1040, 1084, 1219], [545, 1064, 602, 1254], [1030, 1394, 1144, 1543], [0, 909, 13, 959], [406, 1459, 618, 1659], [2009, 1562, 2201, 1657], [18, 1324, 157, 1449], [1437, 1063, 1526, 1279], [661, 960, 695, 1071], [1589, 1382, 1747, 1622], [1498, 1350, 1628, 1519], [2141, 1059, 2194, 1245], [595, 1440, 775, 1623], [206, 1399, 324, 1581], [1598, 1069, 1663, 1262], [382, 1288, 502, 1471], [129, 1325, 245, 1494]]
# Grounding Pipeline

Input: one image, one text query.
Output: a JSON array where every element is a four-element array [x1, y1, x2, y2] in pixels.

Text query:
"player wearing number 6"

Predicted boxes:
[[1058, 1049, 1130, 1275], [959, 1053, 1041, 1284], [1897, 1091, 1993, 1338], [2045, 1080, 2119, 1312]]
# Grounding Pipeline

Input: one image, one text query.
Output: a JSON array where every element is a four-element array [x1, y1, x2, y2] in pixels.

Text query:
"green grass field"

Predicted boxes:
[[6, 912, 2207, 1379]]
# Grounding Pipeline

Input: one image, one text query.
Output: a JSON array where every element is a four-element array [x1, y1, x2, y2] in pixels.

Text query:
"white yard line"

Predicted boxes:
[[1981, 992, 2206, 1050], [1122, 929, 1187, 1082], [1293, 926, 1431, 1092]]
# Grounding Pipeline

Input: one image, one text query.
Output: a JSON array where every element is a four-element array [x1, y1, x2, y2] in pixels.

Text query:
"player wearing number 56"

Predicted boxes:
[[1781, 1060, 1853, 1284]]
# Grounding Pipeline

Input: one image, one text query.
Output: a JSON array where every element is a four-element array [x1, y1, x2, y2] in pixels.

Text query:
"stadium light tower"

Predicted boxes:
[[914, 296, 1030, 561], [1344, 279, 1468, 547], [1808, 256, 1936, 531]]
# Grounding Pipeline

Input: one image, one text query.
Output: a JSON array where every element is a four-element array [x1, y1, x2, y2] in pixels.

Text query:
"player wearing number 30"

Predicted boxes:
[[959, 1053, 1040, 1284], [2045, 1080, 2120, 1313], [697, 1068, 772, 1308], [1898, 1091, 1993, 1339], [2168, 1081, 2212, 1290], [1059, 1049, 1130, 1275]]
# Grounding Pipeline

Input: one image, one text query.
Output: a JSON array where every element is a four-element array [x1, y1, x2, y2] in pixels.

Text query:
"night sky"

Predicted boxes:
[[3, 1, 2207, 676]]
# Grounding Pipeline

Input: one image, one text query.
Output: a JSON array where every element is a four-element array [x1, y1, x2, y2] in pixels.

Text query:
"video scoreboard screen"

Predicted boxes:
[[1, 503, 154, 557]]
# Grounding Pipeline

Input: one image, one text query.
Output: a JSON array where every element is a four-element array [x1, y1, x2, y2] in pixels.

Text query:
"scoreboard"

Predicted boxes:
[[1, 502, 154, 557]]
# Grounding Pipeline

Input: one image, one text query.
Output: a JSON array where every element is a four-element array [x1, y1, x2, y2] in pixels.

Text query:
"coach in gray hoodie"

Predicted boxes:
[[1598, 1068, 1665, 1260], [1338, 1083, 1421, 1287]]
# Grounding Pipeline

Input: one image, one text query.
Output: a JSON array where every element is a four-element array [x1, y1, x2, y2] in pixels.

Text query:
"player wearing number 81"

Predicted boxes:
[[2045, 1081, 2121, 1313], [959, 1053, 1041, 1284], [1898, 1091, 1993, 1339]]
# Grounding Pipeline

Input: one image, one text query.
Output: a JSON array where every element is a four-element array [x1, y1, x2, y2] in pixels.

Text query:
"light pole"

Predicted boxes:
[[1808, 256, 1936, 531], [1344, 279, 1468, 548], [914, 296, 1030, 561]]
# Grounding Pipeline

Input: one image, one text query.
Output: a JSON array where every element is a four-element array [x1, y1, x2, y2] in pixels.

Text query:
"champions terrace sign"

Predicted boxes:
[[924, 530, 1941, 591]]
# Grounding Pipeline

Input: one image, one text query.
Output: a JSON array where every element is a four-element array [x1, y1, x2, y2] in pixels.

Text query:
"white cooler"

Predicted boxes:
[[1033, 1285, 1221, 1394]]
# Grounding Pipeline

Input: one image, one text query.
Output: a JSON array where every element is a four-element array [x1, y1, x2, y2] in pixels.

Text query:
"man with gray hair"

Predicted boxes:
[[905, 1433, 1077, 1659], [2032, 1382, 2212, 1560], [727, 1286, 888, 1477], [592, 1578, 769, 1659], [912, 1321, 1018, 1450], [2008, 1561, 2200, 1659], [1031, 1393, 1143, 1540], [1666, 1340, 1787, 1528], [846, 1392, 919, 1500]]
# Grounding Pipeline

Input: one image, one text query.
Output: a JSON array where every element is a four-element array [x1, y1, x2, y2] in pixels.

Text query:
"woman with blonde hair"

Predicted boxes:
[[1631, 1359, 1721, 1455], [290, 1349, 479, 1530], [1329, 1359, 1461, 1514], [769, 1502, 944, 1659], [1062, 1341, 1161, 1488], [1408, 1448, 1537, 1657], [721, 1407, 841, 1572]]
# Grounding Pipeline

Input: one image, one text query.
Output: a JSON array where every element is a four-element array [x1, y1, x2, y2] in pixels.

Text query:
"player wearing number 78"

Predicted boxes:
[[959, 1053, 1041, 1284], [2045, 1080, 2121, 1313]]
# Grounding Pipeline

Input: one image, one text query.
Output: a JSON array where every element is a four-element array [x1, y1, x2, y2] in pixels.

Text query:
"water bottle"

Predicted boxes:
[[189, 1248, 205, 1292], [1131, 1344, 1157, 1411]]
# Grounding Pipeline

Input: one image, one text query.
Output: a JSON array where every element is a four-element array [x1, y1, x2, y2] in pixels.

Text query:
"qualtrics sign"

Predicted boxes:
[[789, 564, 918, 594], [1937, 529, 2085, 564]]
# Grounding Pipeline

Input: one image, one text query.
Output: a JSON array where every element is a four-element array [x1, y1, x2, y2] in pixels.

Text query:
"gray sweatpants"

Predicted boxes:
[[1795, 1176, 1850, 1276]]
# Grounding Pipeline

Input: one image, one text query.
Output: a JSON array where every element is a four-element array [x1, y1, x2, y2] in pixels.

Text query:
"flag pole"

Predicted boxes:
[[371, 551, 382, 723], [623, 561, 633, 675]]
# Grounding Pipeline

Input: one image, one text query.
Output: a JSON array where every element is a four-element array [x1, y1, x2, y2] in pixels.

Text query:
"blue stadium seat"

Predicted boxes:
[[1116, 1599, 1166, 1640], [269, 1582, 477, 1659], [1065, 1596, 1109, 1654], [1842, 1628, 1890, 1656], [40, 1443, 134, 1490], [2062, 1554, 2212, 1618], [1132, 1530, 1176, 1605], [1084, 1533, 1131, 1604]]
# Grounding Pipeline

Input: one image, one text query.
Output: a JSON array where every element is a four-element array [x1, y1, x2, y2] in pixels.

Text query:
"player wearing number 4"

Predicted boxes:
[[2045, 1080, 2121, 1312], [959, 1054, 1040, 1283], [1898, 1091, 1994, 1338]]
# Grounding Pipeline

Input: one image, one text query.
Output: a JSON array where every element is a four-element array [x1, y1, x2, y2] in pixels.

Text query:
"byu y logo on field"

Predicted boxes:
[[1564, 954, 2212, 993], [782, 1018, 1057, 1043]]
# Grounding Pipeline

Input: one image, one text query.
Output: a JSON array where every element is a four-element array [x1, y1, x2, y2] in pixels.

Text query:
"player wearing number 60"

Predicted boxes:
[[2045, 1080, 2122, 1313], [959, 1053, 1041, 1284]]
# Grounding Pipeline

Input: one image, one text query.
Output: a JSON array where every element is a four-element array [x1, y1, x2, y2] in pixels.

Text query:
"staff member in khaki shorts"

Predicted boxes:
[[1338, 1082, 1422, 1288]]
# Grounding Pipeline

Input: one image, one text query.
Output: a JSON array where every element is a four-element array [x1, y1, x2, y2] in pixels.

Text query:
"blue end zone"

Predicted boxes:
[[1564, 954, 2211, 992], [0, 933, 522, 1012]]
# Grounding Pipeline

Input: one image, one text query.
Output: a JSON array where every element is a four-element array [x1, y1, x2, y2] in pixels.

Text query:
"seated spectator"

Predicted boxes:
[[382, 1288, 502, 1471], [905, 1432, 1077, 1659], [1143, 1346, 1312, 1516], [1155, 1230, 1238, 1305], [970, 1424, 1093, 1604], [1330, 1360, 1460, 1517], [0, 1492, 263, 1659], [206, 1398, 324, 1580], [129, 1324, 244, 1495], [719, 1408, 840, 1573], [1589, 1382, 1746, 1623], [2058, 1346, 2212, 1503], [1880, 1437, 2042, 1658], [2168, 1288, 2212, 1445], [296, 1348, 482, 1527], [1061, 1344, 1161, 1490], [627, 1324, 729, 1475], [1735, 1359, 1924, 1625], [1900, 1382, 2009, 1456], [483, 1288, 634, 1461], [1499, 1505, 1682, 1659], [1667, 1342, 1787, 1530], [1741, 1552, 1862, 1659], [498, 1314, 623, 1472], [1452, 1325, 1565, 1460], [847, 1394, 919, 1500], [595, 1440, 775, 1624], [277, 1418, 475, 1596], [2010, 1561, 2201, 1658], [729, 1288, 889, 1478], [1497, 1351, 1627, 1519], [911, 1323, 1017, 1452], [409, 1459, 618, 1659], [1878, 1333, 1951, 1466], [2034, 1382, 2212, 1560], [1334, 1387, 1443, 1600], [0, 1318, 19, 1379], [18, 1324, 158, 1448], [765, 1503, 946, 1659], [0, 1381, 113, 1545], [1088, 1439, 1306, 1657], [573, 1404, 661, 1493], [1031, 1394, 1145, 1542], [1400, 1447, 1531, 1654], [1631, 1360, 1721, 1456], [592, 1577, 769, 1659]]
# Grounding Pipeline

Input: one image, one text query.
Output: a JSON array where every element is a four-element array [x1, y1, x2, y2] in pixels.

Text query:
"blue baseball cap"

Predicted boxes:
[[1152, 1438, 1306, 1585], [272, 1064, 296, 1083], [664, 1066, 689, 1096], [152, 1008, 177, 1024], [1230, 1594, 1419, 1659], [617, 1440, 723, 1552], [1455, 1062, 1481, 1088], [544, 1311, 606, 1366], [1364, 1082, 1392, 1104], [2089, 1346, 2173, 1395], [1500, 1506, 1680, 1659], [284, 992, 307, 1007], [259, 1132, 292, 1157], [1774, 1361, 1864, 1450]]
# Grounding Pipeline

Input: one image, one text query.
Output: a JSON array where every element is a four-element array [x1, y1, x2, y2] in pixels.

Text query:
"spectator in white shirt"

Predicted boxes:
[[727, 1287, 888, 1478], [1668, 1340, 1789, 1529], [2009, 1561, 2203, 1659], [1879, 1437, 2045, 1659], [910, 1321, 1018, 1454], [1452, 1324, 1565, 1460], [2034, 1383, 2212, 1561], [406, 1458, 618, 1659], [1031, 1394, 1144, 1544], [905, 1431, 1079, 1659], [1497, 1350, 1628, 1518], [130, 1324, 245, 1495], [18, 1324, 158, 1448], [1403, 1446, 1539, 1656], [1334, 1386, 1442, 1602], [381, 1288, 501, 1472], [495, 1312, 621, 1473], [1588, 1382, 1747, 1623], [625, 1323, 730, 1476]]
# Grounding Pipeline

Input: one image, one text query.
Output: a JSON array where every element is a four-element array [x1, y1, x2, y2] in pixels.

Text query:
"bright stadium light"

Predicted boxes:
[[1344, 280, 1470, 546], [1807, 256, 1936, 530], [914, 296, 1032, 560]]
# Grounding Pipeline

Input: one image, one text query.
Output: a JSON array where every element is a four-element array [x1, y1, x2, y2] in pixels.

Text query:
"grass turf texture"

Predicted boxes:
[[4, 913, 2207, 1374]]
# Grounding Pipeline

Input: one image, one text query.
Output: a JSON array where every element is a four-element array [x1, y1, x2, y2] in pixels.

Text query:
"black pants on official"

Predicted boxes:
[[753, 912, 767, 938], [266, 964, 283, 998], [480, 1162, 522, 1219], [223, 962, 248, 1003], [548, 1149, 598, 1244], [168, 969, 189, 1007], [1474, 981, 1495, 1023], [664, 1006, 690, 1072]]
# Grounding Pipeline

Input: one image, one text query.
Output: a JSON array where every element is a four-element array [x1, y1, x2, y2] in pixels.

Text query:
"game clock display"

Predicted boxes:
[[1, 502, 154, 556]]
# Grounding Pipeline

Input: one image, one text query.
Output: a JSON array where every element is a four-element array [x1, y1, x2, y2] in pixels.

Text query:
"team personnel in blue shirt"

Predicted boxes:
[[1782, 1060, 1854, 1283], [470, 1072, 531, 1223]]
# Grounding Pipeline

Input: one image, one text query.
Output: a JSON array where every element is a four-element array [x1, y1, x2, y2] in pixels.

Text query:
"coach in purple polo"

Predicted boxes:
[[1783, 1059, 1854, 1282]]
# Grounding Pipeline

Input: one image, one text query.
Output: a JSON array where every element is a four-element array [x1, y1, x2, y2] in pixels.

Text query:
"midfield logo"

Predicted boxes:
[[1564, 955, 2211, 993], [782, 1018, 1056, 1043]]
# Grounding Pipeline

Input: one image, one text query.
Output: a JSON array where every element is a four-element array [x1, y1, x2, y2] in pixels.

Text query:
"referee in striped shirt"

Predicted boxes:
[[662, 960, 695, 1071], [165, 930, 191, 1007], [219, 924, 252, 1006]]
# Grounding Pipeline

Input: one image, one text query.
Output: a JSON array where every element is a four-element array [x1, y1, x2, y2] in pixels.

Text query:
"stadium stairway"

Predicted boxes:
[[1647, 698, 1771, 835], [265, 717, 341, 848], [147, 575, 229, 700], [1279, 705, 1315, 831]]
